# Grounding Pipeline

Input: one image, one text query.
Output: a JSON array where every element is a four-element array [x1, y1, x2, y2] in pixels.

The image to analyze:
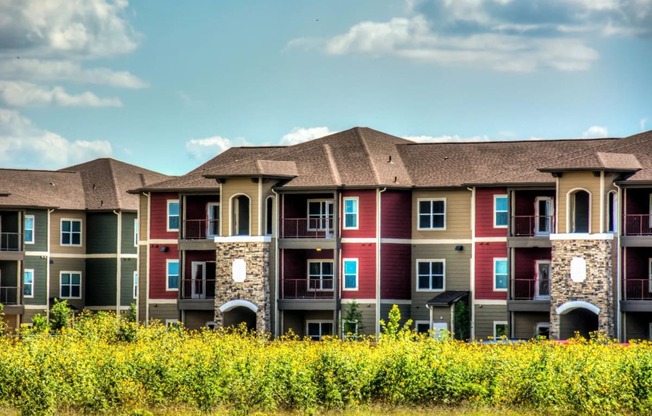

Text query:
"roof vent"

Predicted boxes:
[[92, 184, 96, 189], [394, 176, 398, 183], [387, 155, 393, 163], [49, 182, 55, 186]]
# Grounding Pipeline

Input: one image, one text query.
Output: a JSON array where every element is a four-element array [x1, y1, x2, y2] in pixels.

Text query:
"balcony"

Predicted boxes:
[[512, 278, 550, 300], [182, 219, 220, 240], [511, 215, 555, 237], [281, 218, 334, 239], [623, 279, 652, 300], [178, 277, 216, 311], [281, 279, 335, 300], [624, 215, 652, 236], [0, 286, 19, 305]]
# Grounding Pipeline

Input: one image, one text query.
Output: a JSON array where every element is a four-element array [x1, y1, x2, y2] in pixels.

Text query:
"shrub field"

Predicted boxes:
[[1, 311, 652, 415]]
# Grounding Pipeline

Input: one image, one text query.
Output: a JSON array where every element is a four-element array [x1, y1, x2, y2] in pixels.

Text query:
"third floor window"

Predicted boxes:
[[418, 199, 446, 230]]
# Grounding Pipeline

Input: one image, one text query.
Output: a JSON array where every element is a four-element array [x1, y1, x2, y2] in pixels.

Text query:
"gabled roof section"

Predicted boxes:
[[62, 158, 171, 211], [0, 169, 85, 209], [539, 151, 642, 173]]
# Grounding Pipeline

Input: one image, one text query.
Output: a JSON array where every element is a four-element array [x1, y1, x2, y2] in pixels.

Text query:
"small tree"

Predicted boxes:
[[379, 304, 413, 341], [50, 298, 72, 331], [342, 300, 363, 339]]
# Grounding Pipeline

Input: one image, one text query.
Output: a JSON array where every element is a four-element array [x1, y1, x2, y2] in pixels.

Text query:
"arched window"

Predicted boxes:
[[569, 190, 590, 233], [231, 194, 250, 236], [607, 191, 617, 233]]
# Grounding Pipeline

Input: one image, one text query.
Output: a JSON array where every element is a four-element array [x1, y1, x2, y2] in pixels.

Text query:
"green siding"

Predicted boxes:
[[120, 259, 137, 307], [121, 212, 137, 255], [86, 213, 117, 254], [23, 256, 48, 305], [50, 257, 86, 311], [86, 258, 116, 306], [25, 210, 48, 252]]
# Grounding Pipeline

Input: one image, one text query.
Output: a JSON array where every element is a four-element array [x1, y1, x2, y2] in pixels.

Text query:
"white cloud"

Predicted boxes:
[[0, 109, 112, 169], [280, 127, 334, 145], [404, 134, 492, 143], [641, 117, 649, 132], [0, 59, 148, 89], [582, 125, 609, 138], [185, 136, 252, 160], [0, 81, 121, 107]]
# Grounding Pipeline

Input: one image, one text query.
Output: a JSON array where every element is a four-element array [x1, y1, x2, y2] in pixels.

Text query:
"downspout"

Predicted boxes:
[[375, 187, 387, 338], [337, 191, 342, 336], [114, 210, 122, 316], [271, 187, 280, 337], [467, 187, 476, 339], [599, 172, 605, 233], [46, 209, 55, 321], [144, 192, 151, 323], [614, 182, 622, 341]]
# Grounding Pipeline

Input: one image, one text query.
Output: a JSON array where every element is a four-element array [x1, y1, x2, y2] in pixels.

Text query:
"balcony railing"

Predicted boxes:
[[281, 218, 335, 239], [511, 278, 550, 300], [623, 279, 652, 300], [511, 216, 555, 237], [0, 232, 23, 252], [180, 278, 216, 300], [0, 286, 19, 305], [182, 219, 220, 240], [624, 214, 652, 236], [281, 278, 335, 299]]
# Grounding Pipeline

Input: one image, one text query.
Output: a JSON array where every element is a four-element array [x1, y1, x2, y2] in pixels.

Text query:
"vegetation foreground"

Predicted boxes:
[[2, 311, 652, 415]]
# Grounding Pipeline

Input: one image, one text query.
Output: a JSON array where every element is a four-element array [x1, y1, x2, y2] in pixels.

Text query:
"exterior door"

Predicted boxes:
[[535, 260, 551, 299], [191, 262, 206, 299], [206, 203, 219, 238], [535, 197, 553, 235]]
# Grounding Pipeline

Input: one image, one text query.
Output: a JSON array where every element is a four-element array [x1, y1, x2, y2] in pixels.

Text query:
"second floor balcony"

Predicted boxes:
[[624, 215, 652, 237], [281, 278, 335, 300], [511, 215, 555, 237], [182, 219, 220, 240], [180, 277, 216, 300], [281, 218, 335, 239], [623, 279, 652, 301], [0, 286, 19, 305], [0, 232, 23, 252], [512, 278, 550, 301]]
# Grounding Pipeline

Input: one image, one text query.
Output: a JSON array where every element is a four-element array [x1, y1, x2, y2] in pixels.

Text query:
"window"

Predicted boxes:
[[307, 260, 333, 291], [134, 219, 138, 247], [607, 192, 617, 233], [569, 190, 590, 233], [343, 197, 358, 229], [231, 195, 250, 236], [167, 200, 179, 231], [416, 260, 445, 291], [535, 261, 551, 299], [306, 321, 333, 341], [494, 258, 508, 291], [535, 322, 550, 339], [415, 321, 431, 334], [307, 200, 334, 231], [61, 219, 82, 246], [343, 259, 358, 290], [207, 203, 220, 237], [535, 196, 554, 235], [494, 195, 508, 228], [24, 215, 35, 244], [23, 269, 34, 298], [60, 271, 81, 299], [133, 271, 138, 299], [265, 197, 273, 235], [166, 260, 179, 291], [165, 319, 180, 328], [493, 321, 508, 338], [418, 199, 445, 230]]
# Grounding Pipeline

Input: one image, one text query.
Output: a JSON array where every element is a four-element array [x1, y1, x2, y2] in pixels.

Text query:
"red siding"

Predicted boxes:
[[474, 241, 507, 300], [149, 244, 179, 299], [475, 188, 508, 238], [341, 243, 376, 299], [341, 190, 376, 238], [513, 190, 555, 216], [150, 192, 180, 239], [184, 251, 216, 277], [185, 195, 219, 220], [381, 190, 412, 239], [281, 249, 334, 279], [513, 248, 552, 280], [381, 243, 411, 299], [626, 189, 651, 214]]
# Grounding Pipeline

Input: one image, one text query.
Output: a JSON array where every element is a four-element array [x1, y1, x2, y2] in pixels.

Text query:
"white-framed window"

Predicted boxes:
[[23, 269, 34, 298], [415, 320, 431, 334], [494, 258, 508, 291], [342, 258, 358, 290], [166, 259, 179, 291], [167, 200, 180, 231], [24, 215, 35, 244], [307, 199, 334, 231], [308, 260, 334, 291], [607, 192, 617, 233], [165, 319, 180, 328], [493, 321, 508, 338], [494, 195, 508, 228], [535, 322, 550, 339], [207, 202, 220, 237], [535, 196, 554, 235], [60, 219, 82, 246], [306, 320, 333, 341], [343, 197, 359, 229], [417, 198, 446, 230], [133, 271, 138, 299], [568, 189, 590, 233], [134, 219, 138, 247], [60, 271, 82, 299], [416, 259, 445, 291]]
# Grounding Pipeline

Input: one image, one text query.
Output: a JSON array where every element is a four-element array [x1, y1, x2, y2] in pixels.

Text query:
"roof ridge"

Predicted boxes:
[[322, 144, 342, 186], [356, 128, 381, 185], [107, 159, 123, 210]]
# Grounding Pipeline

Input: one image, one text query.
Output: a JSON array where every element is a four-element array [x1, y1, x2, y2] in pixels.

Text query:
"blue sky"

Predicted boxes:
[[1, 0, 651, 176]]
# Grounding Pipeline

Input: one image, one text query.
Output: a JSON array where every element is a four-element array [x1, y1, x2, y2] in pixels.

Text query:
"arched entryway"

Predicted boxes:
[[219, 300, 258, 331], [557, 301, 599, 339]]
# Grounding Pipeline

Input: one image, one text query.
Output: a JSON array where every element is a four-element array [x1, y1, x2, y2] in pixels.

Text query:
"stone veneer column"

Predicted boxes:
[[549, 235, 615, 339], [213, 237, 271, 333]]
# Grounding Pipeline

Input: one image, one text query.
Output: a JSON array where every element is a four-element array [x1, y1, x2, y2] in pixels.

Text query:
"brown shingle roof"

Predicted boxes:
[[0, 169, 85, 209]]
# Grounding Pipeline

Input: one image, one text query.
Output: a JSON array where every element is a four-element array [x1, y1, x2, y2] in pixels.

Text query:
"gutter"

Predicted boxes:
[[614, 182, 622, 342], [113, 210, 122, 316], [375, 187, 387, 338], [46, 208, 54, 321]]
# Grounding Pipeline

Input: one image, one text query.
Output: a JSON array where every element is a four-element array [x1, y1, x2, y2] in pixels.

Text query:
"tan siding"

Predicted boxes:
[[513, 312, 550, 339], [183, 310, 214, 330], [342, 302, 376, 336], [557, 172, 601, 233], [221, 178, 260, 236], [411, 244, 471, 308], [50, 211, 86, 255], [148, 303, 178, 323], [412, 190, 471, 239], [474, 305, 507, 339], [137, 248, 148, 322], [429, 306, 452, 329], [139, 194, 149, 241]]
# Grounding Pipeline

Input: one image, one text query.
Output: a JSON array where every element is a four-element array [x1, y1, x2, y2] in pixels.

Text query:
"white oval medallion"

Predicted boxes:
[[570, 257, 586, 283], [232, 259, 246, 283]]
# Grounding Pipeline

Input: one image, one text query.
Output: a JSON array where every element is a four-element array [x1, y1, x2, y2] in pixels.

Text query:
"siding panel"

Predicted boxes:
[[341, 190, 375, 239], [381, 190, 412, 239], [475, 187, 508, 238], [341, 243, 376, 299], [475, 241, 507, 300], [381, 243, 411, 299]]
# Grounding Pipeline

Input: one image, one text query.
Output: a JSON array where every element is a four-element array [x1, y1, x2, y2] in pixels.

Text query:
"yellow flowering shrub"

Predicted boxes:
[[0, 313, 651, 415]]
